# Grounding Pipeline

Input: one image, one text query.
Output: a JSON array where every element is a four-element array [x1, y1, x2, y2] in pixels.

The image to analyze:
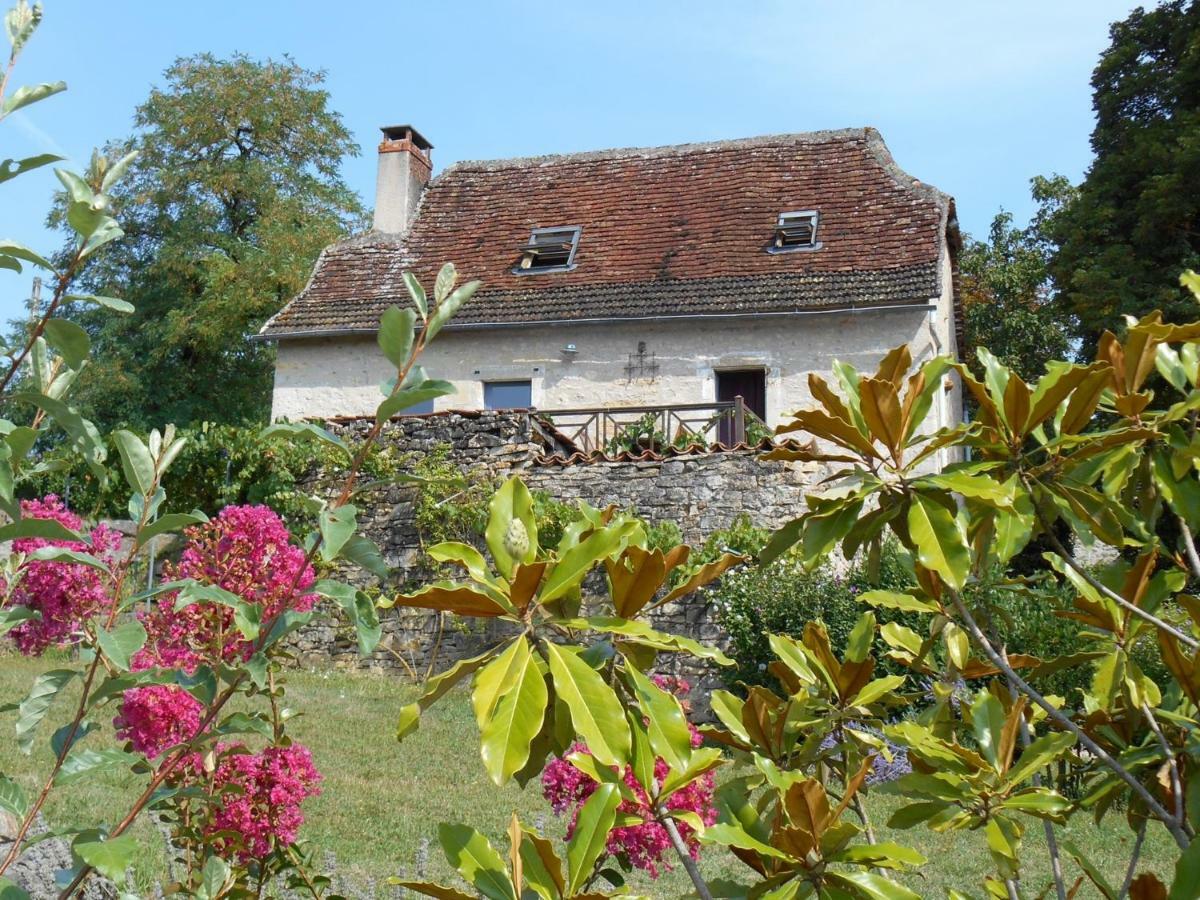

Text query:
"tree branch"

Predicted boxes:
[[1141, 702, 1191, 839], [1118, 819, 1147, 900], [1026, 485, 1199, 650], [659, 814, 713, 900], [948, 590, 1190, 849]]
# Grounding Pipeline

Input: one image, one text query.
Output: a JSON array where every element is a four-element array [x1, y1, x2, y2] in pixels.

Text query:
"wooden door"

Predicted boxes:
[[716, 369, 766, 444]]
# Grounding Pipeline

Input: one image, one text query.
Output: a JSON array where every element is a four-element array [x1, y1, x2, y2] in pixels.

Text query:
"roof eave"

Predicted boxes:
[[252, 301, 938, 343]]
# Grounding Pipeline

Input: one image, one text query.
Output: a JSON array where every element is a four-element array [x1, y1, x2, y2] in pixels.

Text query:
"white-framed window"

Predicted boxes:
[[768, 210, 822, 253], [514, 226, 582, 274]]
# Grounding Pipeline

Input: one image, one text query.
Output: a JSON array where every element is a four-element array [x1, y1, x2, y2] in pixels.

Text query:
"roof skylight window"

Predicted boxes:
[[769, 211, 822, 253], [515, 226, 581, 274]]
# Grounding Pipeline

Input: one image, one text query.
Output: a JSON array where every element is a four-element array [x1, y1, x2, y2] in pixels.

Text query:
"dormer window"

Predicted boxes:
[[515, 226, 581, 274], [769, 210, 822, 253]]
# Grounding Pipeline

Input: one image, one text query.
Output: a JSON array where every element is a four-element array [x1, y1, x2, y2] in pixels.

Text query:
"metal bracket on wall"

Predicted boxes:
[[624, 341, 659, 382]]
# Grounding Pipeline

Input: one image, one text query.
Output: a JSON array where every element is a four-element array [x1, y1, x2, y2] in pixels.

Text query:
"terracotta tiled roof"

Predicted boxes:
[[260, 128, 955, 338]]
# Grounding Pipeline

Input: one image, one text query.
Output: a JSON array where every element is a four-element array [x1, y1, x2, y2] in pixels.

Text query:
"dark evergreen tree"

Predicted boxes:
[[1047, 0, 1200, 353]]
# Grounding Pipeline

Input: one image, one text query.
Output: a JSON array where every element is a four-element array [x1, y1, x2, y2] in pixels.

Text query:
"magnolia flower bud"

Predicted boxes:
[[503, 518, 530, 561]]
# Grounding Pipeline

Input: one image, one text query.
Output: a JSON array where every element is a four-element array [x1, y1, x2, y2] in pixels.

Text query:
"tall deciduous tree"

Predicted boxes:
[[1046, 0, 1200, 353], [961, 178, 1073, 382], [58, 53, 365, 429]]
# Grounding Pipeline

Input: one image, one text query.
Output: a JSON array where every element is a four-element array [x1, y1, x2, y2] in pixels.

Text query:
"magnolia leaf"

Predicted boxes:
[[544, 642, 630, 767], [625, 665, 692, 772], [480, 637, 547, 785], [566, 784, 620, 896], [428, 542, 502, 589], [542, 526, 629, 604], [907, 494, 970, 590], [437, 823, 516, 900], [860, 589, 939, 614], [390, 582, 511, 618], [1006, 731, 1077, 787], [519, 827, 565, 900], [472, 638, 533, 729], [701, 822, 792, 861], [1170, 833, 1200, 900], [825, 871, 923, 900], [655, 552, 746, 607], [845, 611, 876, 664], [970, 690, 1007, 773], [606, 545, 667, 618], [389, 883, 474, 900], [397, 649, 497, 742], [485, 476, 539, 579]]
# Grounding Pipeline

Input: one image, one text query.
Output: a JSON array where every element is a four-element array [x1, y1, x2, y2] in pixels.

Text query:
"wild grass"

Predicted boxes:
[[0, 653, 1173, 897]]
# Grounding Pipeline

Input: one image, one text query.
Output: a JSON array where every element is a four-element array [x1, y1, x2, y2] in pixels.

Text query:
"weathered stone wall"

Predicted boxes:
[[522, 453, 812, 543], [288, 411, 818, 697]]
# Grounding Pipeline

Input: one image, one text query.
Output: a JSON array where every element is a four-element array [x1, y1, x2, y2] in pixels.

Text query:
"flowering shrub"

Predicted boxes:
[[183, 743, 322, 861], [6, 495, 120, 655], [134, 504, 316, 672], [112, 684, 204, 759], [541, 677, 717, 877]]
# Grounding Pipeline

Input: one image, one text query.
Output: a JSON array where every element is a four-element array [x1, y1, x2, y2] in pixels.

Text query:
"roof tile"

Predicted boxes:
[[262, 128, 951, 337]]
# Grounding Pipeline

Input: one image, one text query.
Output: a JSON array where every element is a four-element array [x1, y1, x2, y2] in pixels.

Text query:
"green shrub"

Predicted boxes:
[[712, 532, 918, 690], [20, 422, 356, 526]]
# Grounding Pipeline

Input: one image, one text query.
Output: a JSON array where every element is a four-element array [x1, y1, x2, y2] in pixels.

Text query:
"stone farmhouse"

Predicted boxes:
[[258, 125, 963, 448]]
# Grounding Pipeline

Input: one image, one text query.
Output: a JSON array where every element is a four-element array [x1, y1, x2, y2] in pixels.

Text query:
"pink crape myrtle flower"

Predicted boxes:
[[134, 505, 315, 673], [541, 675, 716, 877], [113, 684, 205, 759], [184, 742, 322, 861], [6, 495, 120, 655]]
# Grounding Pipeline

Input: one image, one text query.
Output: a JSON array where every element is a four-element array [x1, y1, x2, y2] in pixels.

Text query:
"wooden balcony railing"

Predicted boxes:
[[533, 398, 767, 455]]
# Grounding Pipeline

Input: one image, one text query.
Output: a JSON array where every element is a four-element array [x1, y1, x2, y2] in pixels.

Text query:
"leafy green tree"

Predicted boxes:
[[1045, 0, 1200, 352], [961, 200, 1071, 382], [55, 53, 365, 430]]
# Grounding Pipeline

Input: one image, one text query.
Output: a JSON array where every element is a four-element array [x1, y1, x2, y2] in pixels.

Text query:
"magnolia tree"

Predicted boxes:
[[386, 297, 1200, 900], [7, 4, 1200, 900], [0, 5, 474, 896]]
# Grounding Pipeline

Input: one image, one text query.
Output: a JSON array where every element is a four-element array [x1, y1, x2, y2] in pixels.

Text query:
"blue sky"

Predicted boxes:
[[2, 0, 1139, 321]]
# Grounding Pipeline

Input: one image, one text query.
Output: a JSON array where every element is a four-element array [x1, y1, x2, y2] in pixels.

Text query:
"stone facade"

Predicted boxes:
[[271, 297, 961, 447], [287, 412, 819, 697]]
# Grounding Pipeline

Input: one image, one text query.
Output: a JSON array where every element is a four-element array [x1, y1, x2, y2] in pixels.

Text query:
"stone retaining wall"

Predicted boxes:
[[288, 412, 820, 695]]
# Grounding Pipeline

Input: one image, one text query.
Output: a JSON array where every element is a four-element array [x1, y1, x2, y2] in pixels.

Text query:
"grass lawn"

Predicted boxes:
[[0, 652, 1175, 897]]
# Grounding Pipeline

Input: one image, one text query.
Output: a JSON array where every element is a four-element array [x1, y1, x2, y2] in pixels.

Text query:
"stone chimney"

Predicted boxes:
[[373, 125, 433, 234]]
